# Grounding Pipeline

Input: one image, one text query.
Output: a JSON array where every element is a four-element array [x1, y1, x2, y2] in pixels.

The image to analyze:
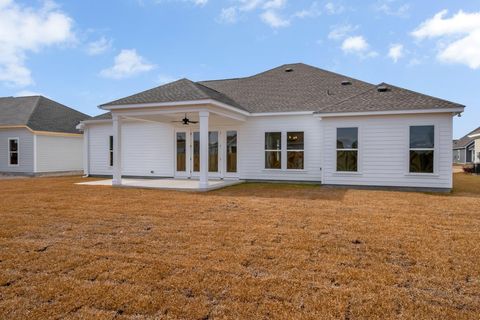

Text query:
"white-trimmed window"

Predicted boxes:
[[265, 132, 281, 169], [109, 136, 114, 167], [336, 128, 358, 172], [8, 138, 19, 166], [409, 125, 434, 173], [287, 132, 304, 169]]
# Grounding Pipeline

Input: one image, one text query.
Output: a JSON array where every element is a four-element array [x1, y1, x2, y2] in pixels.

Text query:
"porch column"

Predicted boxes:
[[199, 111, 209, 188], [112, 115, 122, 186]]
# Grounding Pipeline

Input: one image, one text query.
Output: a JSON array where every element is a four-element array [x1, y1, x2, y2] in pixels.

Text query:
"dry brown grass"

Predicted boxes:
[[0, 174, 479, 319]]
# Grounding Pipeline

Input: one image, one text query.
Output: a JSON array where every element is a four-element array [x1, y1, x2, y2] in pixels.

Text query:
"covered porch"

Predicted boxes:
[[104, 100, 248, 190]]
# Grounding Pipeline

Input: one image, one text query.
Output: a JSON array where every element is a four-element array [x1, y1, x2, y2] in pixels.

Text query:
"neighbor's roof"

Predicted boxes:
[[0, 96, 90, 134], [100, 63, 464, 114], [454, 127, 480, 149], [313, 83, 465, 114]]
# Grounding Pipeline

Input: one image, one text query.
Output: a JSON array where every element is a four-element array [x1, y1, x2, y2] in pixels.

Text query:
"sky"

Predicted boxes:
[[0, 0, 479, 138]]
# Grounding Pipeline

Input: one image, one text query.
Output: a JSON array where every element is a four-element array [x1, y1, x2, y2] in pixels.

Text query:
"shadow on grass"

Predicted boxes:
[[210, 182, 348, 201]]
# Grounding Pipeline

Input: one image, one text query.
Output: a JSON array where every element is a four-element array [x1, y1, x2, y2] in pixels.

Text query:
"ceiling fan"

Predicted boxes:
[[172, 113, 198, 125]]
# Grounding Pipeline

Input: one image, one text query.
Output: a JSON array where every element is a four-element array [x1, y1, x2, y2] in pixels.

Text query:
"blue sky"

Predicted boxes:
[[0, 0, 478, 138]]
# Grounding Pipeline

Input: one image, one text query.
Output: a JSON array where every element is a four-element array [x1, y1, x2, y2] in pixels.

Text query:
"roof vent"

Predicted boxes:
[[285, 68, 294, 72], [377, 85, 389, 92], [341, 80, 352, 86]]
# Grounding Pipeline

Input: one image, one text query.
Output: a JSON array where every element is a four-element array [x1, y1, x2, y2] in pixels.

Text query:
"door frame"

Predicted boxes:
[[174, 127, 239, 179]]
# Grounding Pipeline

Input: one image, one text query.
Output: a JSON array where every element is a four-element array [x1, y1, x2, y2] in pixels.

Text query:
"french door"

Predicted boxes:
[[174, 129, 238, 179]]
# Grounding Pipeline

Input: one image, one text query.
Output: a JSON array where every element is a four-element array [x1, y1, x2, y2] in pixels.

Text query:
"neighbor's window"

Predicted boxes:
[[287, 132, 304, 169], [336, 128, 358, 172], [409, 125, 434, 173], [109, 136, 114, 167], [9, 138, 19, 166], [265, 132, 281, 169]]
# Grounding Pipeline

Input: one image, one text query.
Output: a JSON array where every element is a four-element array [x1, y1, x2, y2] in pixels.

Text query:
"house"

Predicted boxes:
[[0, 96, 90, 176], [453, 127, 480, 164], [78, 63, 465, 191]]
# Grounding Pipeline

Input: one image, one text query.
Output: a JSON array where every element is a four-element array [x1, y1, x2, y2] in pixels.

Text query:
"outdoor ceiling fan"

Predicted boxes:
[[172, 113, 198, 125]]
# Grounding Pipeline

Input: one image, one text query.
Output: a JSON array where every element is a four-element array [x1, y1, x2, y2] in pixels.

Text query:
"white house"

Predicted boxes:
[[78, 63, 464, 191], [0, 96, 89, 176]]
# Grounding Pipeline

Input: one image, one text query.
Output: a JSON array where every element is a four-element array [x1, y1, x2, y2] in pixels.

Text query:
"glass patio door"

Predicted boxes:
[[191, 131, 220, 177], [175, 131, 189, 177]]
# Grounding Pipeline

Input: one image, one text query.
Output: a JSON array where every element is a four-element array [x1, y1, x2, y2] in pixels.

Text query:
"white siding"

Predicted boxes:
[[475, 139, 480, 164], [322, 113, 453, 189], [237, 115, 323, 182], [87, 121, 174, 177], [0, 128, 34, 173], [35, 135, 83, 172]]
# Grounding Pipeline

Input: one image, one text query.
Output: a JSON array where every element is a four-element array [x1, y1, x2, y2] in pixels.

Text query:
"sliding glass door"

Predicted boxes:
[[192, 131, 219, 175]]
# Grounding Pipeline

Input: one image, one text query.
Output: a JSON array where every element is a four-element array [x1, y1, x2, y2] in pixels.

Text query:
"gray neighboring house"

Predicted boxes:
[[0, 96, 90, 176], [453, 127, 480, 164]]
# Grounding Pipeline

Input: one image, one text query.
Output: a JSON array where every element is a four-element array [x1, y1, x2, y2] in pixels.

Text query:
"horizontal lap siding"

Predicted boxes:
[[87, 121, 174, 177], [322, 114, 453, 188], [475, 140, 480, 164], [0, 128, 34, 173], [35, 135, 83, 172], [121, 122, 174, 177], [237, 115, 323, 182]]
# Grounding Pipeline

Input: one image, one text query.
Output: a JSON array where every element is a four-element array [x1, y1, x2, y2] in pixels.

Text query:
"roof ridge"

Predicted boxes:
[[26, 96, 42, 123]]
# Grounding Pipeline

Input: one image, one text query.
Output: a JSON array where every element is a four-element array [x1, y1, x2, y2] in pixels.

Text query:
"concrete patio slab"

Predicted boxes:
[[76, 178, 244, 191]]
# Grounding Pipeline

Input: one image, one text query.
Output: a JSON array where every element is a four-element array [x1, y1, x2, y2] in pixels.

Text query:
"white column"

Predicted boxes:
[[112, 115, 122, 186], [199, 111, 209, 188], [83, 128, 89, 176]]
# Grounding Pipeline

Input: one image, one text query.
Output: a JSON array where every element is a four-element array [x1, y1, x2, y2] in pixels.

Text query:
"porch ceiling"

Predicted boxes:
[[125, 112, 242, 125]]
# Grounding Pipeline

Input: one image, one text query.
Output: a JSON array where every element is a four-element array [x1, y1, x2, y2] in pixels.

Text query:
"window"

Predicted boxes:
[[409, 125, 434, 173], [176, 132, 186, 172], [265, 132, 281, 169], [226, 131, 237, 173], [9, 138, 18, 166], [109, 136, 114, 167], [287, 132, 304, 169], [336, 128, 358, 172]]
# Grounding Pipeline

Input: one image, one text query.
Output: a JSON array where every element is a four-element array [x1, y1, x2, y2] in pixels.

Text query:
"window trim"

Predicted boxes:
[[407, 125, 437, 175], [335, 127, 359, 173], [286, 131, 305, 170], [8, 137, 19, 166], [108, 135, 113, 168], [263, 131, 306, 171], [264, 131, 282, 170]]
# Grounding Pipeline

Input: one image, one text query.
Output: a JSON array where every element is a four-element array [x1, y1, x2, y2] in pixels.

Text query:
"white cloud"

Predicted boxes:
[[0, 0, 75, 87], [328, 24, 358, 40], [238, 0, 264, 11], [388, 43, 404, 62], [152, 0, 208, 6], [263, 0, 286, 10], [86, 37, 112, 55], [192, 0, 207, 5], [100, 49, 156, 79], [374, 0, 409, 17], [294, 2, 321, 19], [341, 36, 378, 58], [260, 10, 290, 28], [15, 90, 42, 97], [412, 10, 480, 69], [324, 1, 344, 15], [218, 7, 238, 24]]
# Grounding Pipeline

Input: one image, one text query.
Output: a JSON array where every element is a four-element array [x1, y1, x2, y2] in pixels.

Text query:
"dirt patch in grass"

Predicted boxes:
[[0, 174, 479, 319]]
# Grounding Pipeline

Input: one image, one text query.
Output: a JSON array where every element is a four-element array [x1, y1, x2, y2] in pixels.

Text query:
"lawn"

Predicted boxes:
[[0, 174, 479, 319]]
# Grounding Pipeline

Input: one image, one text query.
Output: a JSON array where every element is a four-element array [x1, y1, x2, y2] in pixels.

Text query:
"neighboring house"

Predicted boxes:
[[453, 127, 480, 164], [0, 96, 90, 176], [78, 63, 464, 191]]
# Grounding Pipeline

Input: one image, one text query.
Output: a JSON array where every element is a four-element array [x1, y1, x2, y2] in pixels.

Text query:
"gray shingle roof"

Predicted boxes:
[[100, 78, 247, 111], [0, 96, 90, 133], [314, 82, 464, 114], [99, 63, 464, 114], [91, 112, 112, 120], [453, 127, 480, 149]]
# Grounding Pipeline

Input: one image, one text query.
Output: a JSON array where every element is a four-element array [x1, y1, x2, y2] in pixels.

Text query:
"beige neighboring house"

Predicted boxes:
[[0, 96, 90, 176]]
